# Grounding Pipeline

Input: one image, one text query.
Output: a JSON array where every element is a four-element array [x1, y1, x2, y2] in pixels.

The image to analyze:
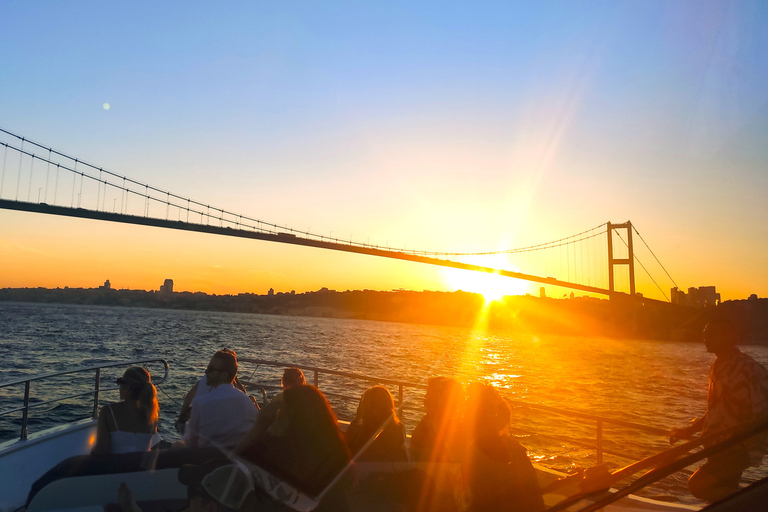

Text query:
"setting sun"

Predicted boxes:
[[442, 267, 530, 302]]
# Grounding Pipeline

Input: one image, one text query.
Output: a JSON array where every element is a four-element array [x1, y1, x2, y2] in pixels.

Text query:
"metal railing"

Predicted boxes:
[[238, 358, 421, 420], [237, 358, 669, 465], [0, 359, 169, 442]]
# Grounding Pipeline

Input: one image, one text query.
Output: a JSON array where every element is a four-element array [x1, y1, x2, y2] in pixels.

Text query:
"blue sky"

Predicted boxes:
[[1, 1, 767, 299]]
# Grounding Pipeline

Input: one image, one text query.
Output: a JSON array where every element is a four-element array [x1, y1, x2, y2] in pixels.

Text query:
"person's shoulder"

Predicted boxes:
[[736, 350, 768, 373], [501, 435, 528, 456], [107, 401, 130, 414], [194, 384, 229, 405], [98, 402, 116, 422]]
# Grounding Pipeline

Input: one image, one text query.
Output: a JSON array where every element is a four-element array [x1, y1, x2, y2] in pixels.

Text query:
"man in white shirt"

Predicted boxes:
[[182, 349, 259, 451], [175, 349, 249, 434]]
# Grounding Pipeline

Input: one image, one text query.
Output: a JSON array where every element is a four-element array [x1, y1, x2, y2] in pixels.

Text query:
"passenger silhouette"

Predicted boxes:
[[345, 385, 408, 462], [175, 348, 248, 435], [670, 318, 768, 502], [410, 376, 465, 463], [460, 383, 544, 512], [241, 385, 352, 511], [234, 367, 306, 453], [93, 366, 159, 455], [180, 350, 259, 451]]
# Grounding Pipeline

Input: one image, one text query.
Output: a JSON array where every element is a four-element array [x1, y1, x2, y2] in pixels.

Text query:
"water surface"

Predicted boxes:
[[2, 302, 767, 504]]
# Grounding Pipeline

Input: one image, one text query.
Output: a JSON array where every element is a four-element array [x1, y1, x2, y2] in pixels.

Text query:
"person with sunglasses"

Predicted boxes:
[[180, 349, 259, 452], [92, 366, 160, 455], [175, 348, 249, 435]]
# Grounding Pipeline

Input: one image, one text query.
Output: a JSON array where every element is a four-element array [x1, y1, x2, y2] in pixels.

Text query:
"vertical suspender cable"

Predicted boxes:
[[16, 140, 24, 201], [97, 169, 102, 210], [27, 155, 35, 202], [45, 149, 51, 203], [54, 164, 60, 205], [0, 144, 7, 198], [78, 172, 84, 207], [71, 160, 78, 207]]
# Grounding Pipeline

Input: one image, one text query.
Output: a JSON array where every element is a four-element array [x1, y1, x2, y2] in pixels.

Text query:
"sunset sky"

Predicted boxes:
[[1, 1, 767, 302]]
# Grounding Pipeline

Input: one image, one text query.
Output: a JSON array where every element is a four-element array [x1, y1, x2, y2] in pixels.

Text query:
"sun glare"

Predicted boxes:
[[442, 268, 529, 302]]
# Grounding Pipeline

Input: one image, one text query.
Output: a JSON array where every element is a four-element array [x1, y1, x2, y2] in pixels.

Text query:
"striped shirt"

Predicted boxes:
[[703, 348, 768, 466]]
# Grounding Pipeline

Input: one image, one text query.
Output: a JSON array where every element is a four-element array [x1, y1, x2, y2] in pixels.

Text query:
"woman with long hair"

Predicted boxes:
[[92, 366, 159, 455], [242, 385, 351, 511], [345, 385, 408, 462]]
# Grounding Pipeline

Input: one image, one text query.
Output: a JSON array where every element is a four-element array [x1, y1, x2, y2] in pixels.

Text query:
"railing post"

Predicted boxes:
[[20, 380, 30, 441], [93, 368, 101, 419], [596, 419, 603, 465], [398, 384, 404, 422], [313, 370, 319, 388]]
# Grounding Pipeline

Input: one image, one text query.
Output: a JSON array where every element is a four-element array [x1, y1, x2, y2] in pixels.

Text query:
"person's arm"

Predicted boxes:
[[669, 416, 705, 444], [92, 405, 112, 455], [233, 399, 275, 454], [184, 399, 201, 449], [177, 381, 200, 424], [748, 362, 768, 419]]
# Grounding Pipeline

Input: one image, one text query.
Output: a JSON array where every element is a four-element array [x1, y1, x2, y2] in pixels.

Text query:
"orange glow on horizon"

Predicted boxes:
[[441, 261, 532, 303]]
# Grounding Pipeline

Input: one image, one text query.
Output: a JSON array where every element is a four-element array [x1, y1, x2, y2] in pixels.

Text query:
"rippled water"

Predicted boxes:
[[2, 301, 767, 504]]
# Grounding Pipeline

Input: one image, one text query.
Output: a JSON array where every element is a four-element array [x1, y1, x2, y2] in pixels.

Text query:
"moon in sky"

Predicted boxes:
[[103, 103, 110, 110]]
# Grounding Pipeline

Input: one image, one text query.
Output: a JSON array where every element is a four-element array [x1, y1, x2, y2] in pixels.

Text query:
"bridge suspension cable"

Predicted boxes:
[[0, 128, 678, 300]]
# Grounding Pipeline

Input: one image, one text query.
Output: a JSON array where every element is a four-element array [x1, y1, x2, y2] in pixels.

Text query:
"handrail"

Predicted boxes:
[[0, 359, 170, 389], [238, 358, 423, 421], [0, 358, 169, 442], [505, 398, 670, 436], [574, 417, 768, 512], [237, 358, 671, 465]]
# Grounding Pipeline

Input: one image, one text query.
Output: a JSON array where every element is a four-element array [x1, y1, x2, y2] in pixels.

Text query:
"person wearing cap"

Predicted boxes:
[[93, 366, 160, 455], [181, 350, 259, 452]]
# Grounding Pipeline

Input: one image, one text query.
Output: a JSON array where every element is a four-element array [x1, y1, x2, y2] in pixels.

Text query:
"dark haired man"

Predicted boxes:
[[182, 350, 259, 451], [670, 319, 768, 502]]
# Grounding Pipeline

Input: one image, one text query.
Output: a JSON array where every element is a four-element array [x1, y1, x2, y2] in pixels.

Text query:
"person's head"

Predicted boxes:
[[116, 366, 159, 425], [206, 349, 238, 387], [281, 367, 306, 389], [464, 382, 511, 439], [424, 377, 464, 418], [282, 385, 350, 493], [359, 385, 399, 427], [283, 385, 339, 438], [703, 318, 738, 355]]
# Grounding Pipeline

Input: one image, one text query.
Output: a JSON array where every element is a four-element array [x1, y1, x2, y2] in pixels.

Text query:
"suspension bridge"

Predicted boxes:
[[0, 128, 679, 303]]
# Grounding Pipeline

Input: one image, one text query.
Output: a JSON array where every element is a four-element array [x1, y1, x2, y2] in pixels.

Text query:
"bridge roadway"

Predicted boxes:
[[0, 199, 664, 304]]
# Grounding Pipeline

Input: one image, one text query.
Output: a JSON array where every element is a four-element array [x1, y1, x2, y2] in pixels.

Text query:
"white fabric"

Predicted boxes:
[[108, 405, 156, 454], [195, 374, 214, 398], [184, 382, 259, 451]]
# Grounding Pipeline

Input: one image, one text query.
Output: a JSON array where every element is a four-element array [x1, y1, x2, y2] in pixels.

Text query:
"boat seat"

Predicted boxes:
[[25, 447, 227, 509]]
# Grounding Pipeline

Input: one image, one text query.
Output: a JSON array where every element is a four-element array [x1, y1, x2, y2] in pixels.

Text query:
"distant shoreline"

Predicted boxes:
[[2, 286, 766, 344]]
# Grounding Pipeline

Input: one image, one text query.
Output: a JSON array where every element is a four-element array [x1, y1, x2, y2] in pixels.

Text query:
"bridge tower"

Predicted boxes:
[[607, 221, 635, 297]]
